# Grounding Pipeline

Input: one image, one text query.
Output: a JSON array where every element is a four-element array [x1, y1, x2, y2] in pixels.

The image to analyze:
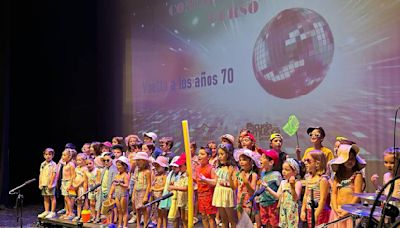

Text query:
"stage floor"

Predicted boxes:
[[0, 204, 204, 228]]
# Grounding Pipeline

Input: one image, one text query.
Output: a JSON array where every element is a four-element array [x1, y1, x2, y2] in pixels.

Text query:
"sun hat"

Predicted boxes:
[[102, 141, 112, 148], [220, 134, 235, 145], [116, 156, 131, 172], [260, 149, 279, 165], [153, 156, 169, 168], [144, 132, 158, 141], [307, 126, 326, 138], [170, 156, 180, 167], [175, 153, 187, 166], [233, 148, 261, 168], [270, 133, 283, 141], [331, 144, 366, 172], [133, 152, 151, 161], [124, 135, 142, 145]]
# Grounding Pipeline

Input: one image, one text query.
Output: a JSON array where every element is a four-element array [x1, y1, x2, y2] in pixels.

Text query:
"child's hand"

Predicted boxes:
[[168, 186, 175, 191], [199, 174, 206, 182], [370, 174, 379, 187], [228, 166, 235, 177], [289, 176, 296, 186], [295, 146, 301, 156], [142, 198, 148, 205], [300, 210, 306, 221], [47, 184, 53, 189]]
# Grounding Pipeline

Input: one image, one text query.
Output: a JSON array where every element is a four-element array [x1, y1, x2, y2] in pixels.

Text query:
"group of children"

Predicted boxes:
[[37, 128, 399, 228]]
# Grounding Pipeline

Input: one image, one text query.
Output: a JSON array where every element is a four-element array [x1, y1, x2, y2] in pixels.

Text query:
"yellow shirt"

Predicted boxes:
[[303, 146, 334, 162], [101, 168, 109, 194]]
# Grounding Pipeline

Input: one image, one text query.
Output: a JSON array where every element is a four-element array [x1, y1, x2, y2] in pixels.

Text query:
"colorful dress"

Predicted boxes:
[[279, 180, 299, 228], [212, 166, 234, 208], [304, 175, 330, 227], [236, 171, 256, 216], [86, 168, 99, 200], [134, 169, 149, 209], [196, 164, 217, 214], [159, 171, 180, 209]]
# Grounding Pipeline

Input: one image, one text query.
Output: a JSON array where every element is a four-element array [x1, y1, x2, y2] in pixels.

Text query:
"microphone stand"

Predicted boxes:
[[9, 179, 36, 228], [143, 193, 173, 228]]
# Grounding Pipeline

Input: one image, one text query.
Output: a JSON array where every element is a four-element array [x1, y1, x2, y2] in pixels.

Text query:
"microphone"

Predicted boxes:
[[143, 192, 174, 207], [9, 178, 36, 194], [75, 183, 102, 201], [24, 178, 36, 185], [89, 183, 101, 192], [247, 187, 266, 203]]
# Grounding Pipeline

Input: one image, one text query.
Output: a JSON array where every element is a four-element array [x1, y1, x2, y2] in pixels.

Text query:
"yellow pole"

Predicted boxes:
[[181, 120, 194, 228]]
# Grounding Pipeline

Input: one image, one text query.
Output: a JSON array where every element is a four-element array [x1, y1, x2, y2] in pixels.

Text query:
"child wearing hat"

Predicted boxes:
[[329, 144, 366, 228], [297, 127, 334, 163], [231, 148, 260, 220], [151, 156, 169, 228], [259, 149, 282, 228], [109, 156, 130, 228], [168, 153, 189, 228], [269, 133, 287, 173], [132, 152, 152, 227], [270, 158, 302, 228]]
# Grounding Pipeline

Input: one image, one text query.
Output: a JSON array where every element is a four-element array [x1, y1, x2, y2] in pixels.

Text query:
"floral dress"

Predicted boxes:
[[279, 180, 299, 228]]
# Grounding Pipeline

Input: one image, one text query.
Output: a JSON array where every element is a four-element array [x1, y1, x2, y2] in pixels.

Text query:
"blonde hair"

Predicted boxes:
[[308, 150, 327, 176]]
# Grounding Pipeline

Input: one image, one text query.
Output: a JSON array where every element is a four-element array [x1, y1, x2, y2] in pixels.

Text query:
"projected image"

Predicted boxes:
[[127, 0, 400, 160]]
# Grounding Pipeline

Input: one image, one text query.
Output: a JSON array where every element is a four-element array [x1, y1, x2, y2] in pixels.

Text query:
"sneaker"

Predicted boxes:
[[65, 214, 75, 220], [128, 216, 136, 224], [57, 208, 66, 214], [72, 216, 81, 221], [38, 211, 49, 218], [193, 217, 199, 224], [45, 212, 56, 219], [147, 222, 157, 227]]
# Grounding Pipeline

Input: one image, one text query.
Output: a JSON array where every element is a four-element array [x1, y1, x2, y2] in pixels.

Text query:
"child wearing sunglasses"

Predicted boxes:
[[298, 127, 334, 163]]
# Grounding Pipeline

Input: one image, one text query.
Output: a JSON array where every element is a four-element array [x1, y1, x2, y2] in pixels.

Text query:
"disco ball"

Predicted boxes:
[[252, 8, 334, 99]]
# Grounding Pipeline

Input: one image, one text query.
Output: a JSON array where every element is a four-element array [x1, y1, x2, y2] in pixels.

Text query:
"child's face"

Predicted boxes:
[[190, 145, 196, 155], [282, 162, 296, 180], [113, 149, 123, 158], [198, 149, 210, 165], [112, 138, 119, 145], [82, 144, 90, 154], [76, 156, 86, 167], [159, 141, 169, 152], [43, 151, 54, 162], [218, 148, 228, 164], [102, 156, 113, 168], [154, 163, 165, 174], [179, 164, 187, 172], [241, 137, 253, 149], [62, 152, 71, 162], [89, 145, 95, 156], [129, 137, 138, 147], [304, 155, 317, 174], [208, 143, 217, 156], [142, 144, 149, 153], [172, 166, 180, 173], [260, 154, 273, 171], [270, 138, 283, 151], [136, 159, 148, 169], [86, 160, 94, 170], [143, 136, 152, 143], [239, 155, 252, 171], [309, 129, 323, 145], [116, 161, 126, 173], [344, 152, 356, 170], [384, 153, 395, 172]]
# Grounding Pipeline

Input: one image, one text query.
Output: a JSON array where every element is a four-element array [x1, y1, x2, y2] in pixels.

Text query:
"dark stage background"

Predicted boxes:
[[1, 0, 125, 206]]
